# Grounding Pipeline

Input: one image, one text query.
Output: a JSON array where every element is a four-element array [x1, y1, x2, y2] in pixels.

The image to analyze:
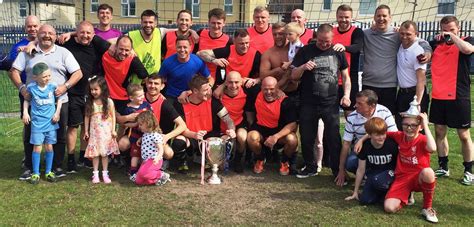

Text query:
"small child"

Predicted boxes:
[[135, 110, 170, 186], [346, 117, 398, 204], [83, 76, 120, 184], [286, 22, 304, 62], [22, 62, 62, 184], [119, 84, 152, 180], [356, 113, 438, 223]]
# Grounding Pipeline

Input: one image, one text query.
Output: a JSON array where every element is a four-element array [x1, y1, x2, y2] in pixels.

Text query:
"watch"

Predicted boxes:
[[65, 82, 71, 90]]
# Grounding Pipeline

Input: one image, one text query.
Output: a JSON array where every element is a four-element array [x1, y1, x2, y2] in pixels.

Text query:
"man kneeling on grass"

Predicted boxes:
[[355, 112, 438, 223], [345, 117, 398, 204]]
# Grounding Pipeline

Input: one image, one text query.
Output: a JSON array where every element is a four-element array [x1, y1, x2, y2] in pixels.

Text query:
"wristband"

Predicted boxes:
[[18, 84, 26, 92], [65, 82, 71, 90]]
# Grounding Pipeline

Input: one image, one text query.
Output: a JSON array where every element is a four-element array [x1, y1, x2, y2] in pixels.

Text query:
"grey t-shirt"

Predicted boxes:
[[12, 45, 81, 102]]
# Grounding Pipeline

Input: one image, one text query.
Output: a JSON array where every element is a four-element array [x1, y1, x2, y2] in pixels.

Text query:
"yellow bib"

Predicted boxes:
[[128, 28, 162, 84]]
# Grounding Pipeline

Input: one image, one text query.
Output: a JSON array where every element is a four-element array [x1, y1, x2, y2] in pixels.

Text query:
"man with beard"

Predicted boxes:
[[197, 29, 261, 86], [247, 76, 298, 175], [10, 24, 83, 179], [247, 6, 273, 54], [127, 10, 175, 84], [291, 23, 351, 178], [61, 21, 111, 173], [194, 8, 232, 80], [162, 10, 198, 59], [290, 9, 316, 45], [332, 4, 364, 118], [158, 36, 212, 105]]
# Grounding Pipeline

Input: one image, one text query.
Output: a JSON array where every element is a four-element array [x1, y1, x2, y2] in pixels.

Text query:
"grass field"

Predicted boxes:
[[0, 70, 473, 225]]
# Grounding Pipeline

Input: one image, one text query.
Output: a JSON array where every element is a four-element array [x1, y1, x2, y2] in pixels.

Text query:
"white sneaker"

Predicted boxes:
[[129, 173, 137, 183], [421, 208, 439, 223], [461, 171, 473, 186], [434, 168, 450, 178], [156, 172, 171, 186]]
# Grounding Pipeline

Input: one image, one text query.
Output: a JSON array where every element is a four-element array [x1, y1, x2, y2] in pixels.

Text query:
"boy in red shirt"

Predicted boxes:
[[356, 113, 438, 223]]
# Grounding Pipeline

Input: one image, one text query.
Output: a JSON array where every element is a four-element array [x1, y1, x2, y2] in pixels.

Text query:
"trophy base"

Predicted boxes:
[[207, 174, 222, 185]]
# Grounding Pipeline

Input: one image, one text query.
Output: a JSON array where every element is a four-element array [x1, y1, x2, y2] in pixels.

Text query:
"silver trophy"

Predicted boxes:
[[400, 95, 420, 117], [205, 137, 226, 184]]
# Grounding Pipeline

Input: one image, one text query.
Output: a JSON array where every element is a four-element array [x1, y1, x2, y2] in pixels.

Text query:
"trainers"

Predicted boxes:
[[279, 162, 290, 176], [178, 161, 189, 174], [421, 208, 439, 223], [67, 161, 78, 174], [92, 175, 100, 184], [19, 169, 32, 181], [461, 171, 473, 186], [103, 174, 112, 184], [84, 159, 93, 169], [408, 192, 415, 205], [253, 160, 264, 174], [156, 172, 171, 186], [29, 174, 40, 184], [435, 168, 450, 178], [76, 160, 84, 168], [296, 167, 318, 179], [45, 172, 57, 183], [53, 168, 66, 178], [129, 173, 137, 182]]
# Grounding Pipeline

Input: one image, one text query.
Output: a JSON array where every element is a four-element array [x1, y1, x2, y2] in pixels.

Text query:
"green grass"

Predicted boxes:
[[0, 70, 473, 224]]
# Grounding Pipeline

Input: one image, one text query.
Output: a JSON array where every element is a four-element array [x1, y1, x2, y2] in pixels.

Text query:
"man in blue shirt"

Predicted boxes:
[[158, 35, 212, 105]]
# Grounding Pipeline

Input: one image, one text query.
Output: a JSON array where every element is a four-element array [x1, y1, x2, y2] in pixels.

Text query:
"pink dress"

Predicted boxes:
[[85, 99, 120, 158]]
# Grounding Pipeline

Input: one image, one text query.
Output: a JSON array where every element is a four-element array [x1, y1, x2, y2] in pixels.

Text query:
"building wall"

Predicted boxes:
[[303, 0, 473, 24], [0, 0, 76, 26]]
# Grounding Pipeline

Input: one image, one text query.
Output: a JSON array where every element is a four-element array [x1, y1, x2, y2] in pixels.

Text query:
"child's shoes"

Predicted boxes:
[[102, 171, 112, 184], [92, 171, 100, 184]]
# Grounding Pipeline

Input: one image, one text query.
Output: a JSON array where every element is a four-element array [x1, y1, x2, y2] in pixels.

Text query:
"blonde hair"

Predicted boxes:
[[285, 22, 303, 35], [136, 110, 162, 133]]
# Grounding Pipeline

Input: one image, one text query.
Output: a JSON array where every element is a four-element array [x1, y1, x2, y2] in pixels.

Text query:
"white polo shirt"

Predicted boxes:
[[396, 40, 427, 88]]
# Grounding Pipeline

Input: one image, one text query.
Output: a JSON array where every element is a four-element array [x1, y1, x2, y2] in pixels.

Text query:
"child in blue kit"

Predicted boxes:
[[22, 62, 62, 184]]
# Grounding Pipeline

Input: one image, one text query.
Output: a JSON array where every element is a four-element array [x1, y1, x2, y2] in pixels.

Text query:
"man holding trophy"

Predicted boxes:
[[173, 75, 236, 179]]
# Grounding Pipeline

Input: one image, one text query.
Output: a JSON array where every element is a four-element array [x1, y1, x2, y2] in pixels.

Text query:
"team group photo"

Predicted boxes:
[[0, 0, 472, 225]]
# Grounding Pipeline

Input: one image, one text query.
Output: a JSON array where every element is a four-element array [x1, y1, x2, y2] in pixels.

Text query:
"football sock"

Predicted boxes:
[[463, 161, 473, 173], [79, 150, 85, 163], [32, 152, 41, 175], [438, 156, 449, 171], [421, 181, 436, 209], [68, 153, 75, 162], [45, 151, 54, 174]]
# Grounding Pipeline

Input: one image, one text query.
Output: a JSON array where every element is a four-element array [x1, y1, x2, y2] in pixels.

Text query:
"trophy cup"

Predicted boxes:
[[400, 96, 420, 117], [205, 137, 226, 185]]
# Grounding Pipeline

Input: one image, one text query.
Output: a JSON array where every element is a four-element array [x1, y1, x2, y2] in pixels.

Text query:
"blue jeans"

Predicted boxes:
[[359, 170, 395, 205]]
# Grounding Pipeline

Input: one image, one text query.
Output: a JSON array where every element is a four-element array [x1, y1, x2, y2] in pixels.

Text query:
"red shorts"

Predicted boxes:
[[130, 142, 141, 158], [385, 172, 422, 205]]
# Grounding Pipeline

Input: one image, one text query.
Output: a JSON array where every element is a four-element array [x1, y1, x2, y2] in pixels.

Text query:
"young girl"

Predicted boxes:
[[83, 76, 120, 184], [135, 110, 170, 186]]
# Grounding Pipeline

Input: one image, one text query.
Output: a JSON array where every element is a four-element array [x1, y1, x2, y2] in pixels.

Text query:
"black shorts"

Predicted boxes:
[[112, 98, 129, 115], [68, 94, 86, 127], [338, 85, 356, 111], [429, 98, 471, 129]]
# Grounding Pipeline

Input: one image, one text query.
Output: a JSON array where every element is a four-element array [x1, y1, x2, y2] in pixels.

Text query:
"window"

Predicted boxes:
[[19, 1, 27, 18], [359, 0, 377, 15], [121, 0, 136, 17], [323, 0, 331, 11], [185, 0, 200, 18], [438, 0, 455, 15], [91, 0, 99, 12], [224, 0, 233, 15]]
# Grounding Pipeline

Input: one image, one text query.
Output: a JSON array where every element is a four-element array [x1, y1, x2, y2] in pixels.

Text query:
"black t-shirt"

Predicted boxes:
[[292, 43, 348, 106], [339, 27, 363, 77], [357, 137, 398, 174], [174, 97, 225, 136], [62, 35, 110, 95], [156, 98, 180, 135]]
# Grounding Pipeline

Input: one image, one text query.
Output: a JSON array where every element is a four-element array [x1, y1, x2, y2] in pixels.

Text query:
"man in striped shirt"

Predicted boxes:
[[335, 89, 397, 186]]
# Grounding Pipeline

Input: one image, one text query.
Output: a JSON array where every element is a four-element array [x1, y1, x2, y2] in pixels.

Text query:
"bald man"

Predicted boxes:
[[221, 71, 256, 173], [290, 9, 316, 45], [61, 21, 111, 172], [247, 77, 298, 175], [10, 24, 83, 179]]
